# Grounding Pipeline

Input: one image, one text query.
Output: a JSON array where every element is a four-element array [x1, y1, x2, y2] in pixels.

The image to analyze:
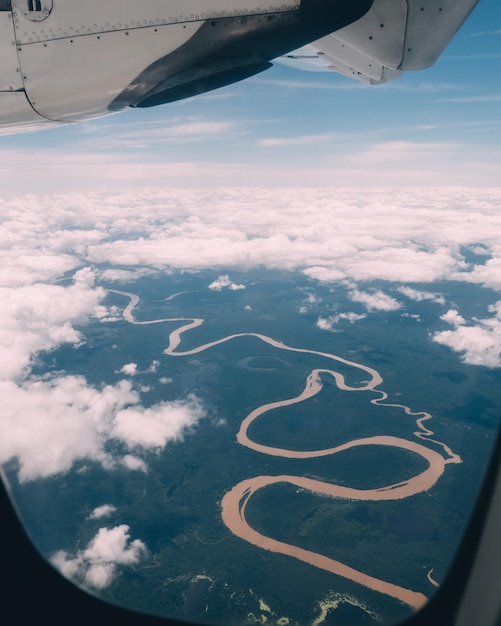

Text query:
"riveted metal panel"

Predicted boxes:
[[0, 91, 51, 134], [313, 34, 388, 82], [0, 11, 23, 90], [277, 38, 403, 84], [401, 0, 480, 70], [302, 0, 479, 79], [328, 0, 479, 72], [16, 21, 203, 121], [331, 0, 408, 70], [16, 1, 370, 123], [11, 0, 300, 44]]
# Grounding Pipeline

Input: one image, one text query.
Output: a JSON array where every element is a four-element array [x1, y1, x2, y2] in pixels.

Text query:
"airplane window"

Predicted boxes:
[[1, 1, 500, 626]]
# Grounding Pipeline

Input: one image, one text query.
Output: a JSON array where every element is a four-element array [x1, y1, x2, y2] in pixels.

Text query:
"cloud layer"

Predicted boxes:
[[1, 186, 500, 485], [1, 188, 500, 286], [3, 187, 499, 287]]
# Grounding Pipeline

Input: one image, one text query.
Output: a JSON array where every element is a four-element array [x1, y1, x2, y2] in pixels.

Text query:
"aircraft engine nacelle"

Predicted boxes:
[[0, 0, 373, 132]]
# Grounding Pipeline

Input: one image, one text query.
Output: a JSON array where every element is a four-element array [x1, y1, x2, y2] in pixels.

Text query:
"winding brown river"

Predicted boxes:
[[111, 289, 462, 611]]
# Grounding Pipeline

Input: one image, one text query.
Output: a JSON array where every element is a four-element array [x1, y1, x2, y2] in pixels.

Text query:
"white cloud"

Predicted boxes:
[[465, 29, 501, 38], [305, 293, 321, 304], [337, 312, 367, 323], [461, 257, 501, 290], [298, 289, 322, 306], [0, 150, 256, 192], [258, 132, 345, 147], [347, 141, 461, 165], [254, 78, 363, 91], [0, 376, 205, 482], [349, 289, 401, 312], [111, 394, 204, 451], [164, 121, 236, 138], [317, 312, 367, 331], [148, 360, 160, 373], [121, 455, 148, 472], [438, 94, 501, 103], [402, 313, 421, 321], [470, 245, 490, 256], [397, 286, 445, 305], [433, 302, 501, 367], [304, 267, 346, 283], [0, 253, 78, 288], [316, 317, 338, 332], [4, 187, 495, 289], [99, 268, 156, 283], [96, 120, 238, 149], [0, 268, 106, 380], [51, 525, 147, 590], [119, 363, 138, 376], [88, 505, 117, 520], [208, 274, 246, 291], [0, 376, 134, 481], [440, 310, 467, 327]]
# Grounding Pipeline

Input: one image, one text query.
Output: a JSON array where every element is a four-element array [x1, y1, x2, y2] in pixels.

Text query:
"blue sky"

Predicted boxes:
[[1, 0, 500, 192]]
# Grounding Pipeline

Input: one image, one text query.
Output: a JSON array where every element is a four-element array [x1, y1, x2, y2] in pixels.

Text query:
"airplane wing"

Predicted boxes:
[[0, 0, 480, 133], [275, 0, 480, 85]]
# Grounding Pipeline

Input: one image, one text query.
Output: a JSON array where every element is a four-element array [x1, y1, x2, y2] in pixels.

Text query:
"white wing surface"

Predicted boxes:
[[276, 0, 480, 84]]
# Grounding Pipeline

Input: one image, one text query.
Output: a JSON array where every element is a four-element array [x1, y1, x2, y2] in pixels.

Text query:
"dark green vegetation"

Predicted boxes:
[[8, 269, 501, 626]]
